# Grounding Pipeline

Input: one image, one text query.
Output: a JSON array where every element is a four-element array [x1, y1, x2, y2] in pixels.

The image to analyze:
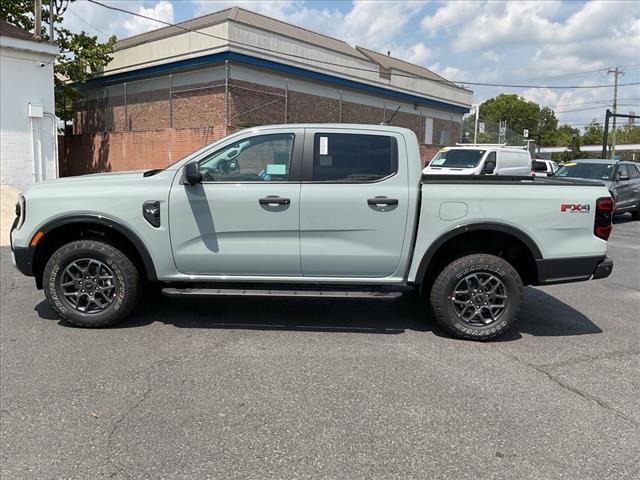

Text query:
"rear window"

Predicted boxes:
[[313, 133, 397, 182], [533, 160, 548, 172], [430, 149, 485, 168], [555, 162, 615, 180]]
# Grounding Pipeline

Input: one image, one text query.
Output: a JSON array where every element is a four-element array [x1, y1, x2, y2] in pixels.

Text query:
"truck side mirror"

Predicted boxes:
[[183, 162, 202, 185], [482, 161, 496, 175]]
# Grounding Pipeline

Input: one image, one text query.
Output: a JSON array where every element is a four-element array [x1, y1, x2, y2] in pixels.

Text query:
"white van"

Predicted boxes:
[[423, 145, 532, 176]]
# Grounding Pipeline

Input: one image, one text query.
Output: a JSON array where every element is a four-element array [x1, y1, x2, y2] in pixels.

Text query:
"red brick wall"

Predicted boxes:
[[64, 77, 458, 175], [419, 144, 440, 167], [58, 127, 228, 176]]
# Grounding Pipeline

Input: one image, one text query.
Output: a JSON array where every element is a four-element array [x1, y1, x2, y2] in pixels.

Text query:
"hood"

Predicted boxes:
[[422, 165, 476, 175], [20, 170, 161, 198], [23, 171, 146, 191]]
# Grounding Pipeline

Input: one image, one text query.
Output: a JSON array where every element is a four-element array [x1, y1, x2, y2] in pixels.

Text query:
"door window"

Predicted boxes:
[[616, 164, 629, 180], [199, 133, 294, 182], [312, 133, 397, 182], [626, 164, 639, 179]]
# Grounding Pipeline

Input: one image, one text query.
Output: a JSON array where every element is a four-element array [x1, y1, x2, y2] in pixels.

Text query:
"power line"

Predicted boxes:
[[555, 103, 639, 114], [85, 0, 640, 91], [67, 6, 111, 37]]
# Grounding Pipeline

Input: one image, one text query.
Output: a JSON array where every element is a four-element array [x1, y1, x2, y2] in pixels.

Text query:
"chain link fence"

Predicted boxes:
[[70, 63, 461, 147], [459, 113, 525, 145]]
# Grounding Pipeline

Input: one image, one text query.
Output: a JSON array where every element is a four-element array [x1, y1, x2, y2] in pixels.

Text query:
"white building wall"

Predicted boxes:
[[0, 37, 58, 188]]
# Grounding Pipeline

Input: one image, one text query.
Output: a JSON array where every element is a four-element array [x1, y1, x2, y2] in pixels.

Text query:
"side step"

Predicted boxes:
[[162, 287, 403, 299]]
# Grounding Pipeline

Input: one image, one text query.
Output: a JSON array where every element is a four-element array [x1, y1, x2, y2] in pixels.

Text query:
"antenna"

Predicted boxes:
[[380, 105, 401, 126]]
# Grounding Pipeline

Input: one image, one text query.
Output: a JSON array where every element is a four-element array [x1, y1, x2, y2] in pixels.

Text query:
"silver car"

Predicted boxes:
[[554, 159, 640, 220]]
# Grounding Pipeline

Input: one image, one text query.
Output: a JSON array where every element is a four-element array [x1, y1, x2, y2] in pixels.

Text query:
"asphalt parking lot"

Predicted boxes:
[[1, 216, 638, 480]]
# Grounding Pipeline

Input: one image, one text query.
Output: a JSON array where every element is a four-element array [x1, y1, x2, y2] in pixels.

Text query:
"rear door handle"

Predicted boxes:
[[367, 196, 398, 206], [259, 196, 290, 206]]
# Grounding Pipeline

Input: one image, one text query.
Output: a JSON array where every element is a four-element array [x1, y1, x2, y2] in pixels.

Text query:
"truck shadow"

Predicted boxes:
[[35, 287, 601, 340]]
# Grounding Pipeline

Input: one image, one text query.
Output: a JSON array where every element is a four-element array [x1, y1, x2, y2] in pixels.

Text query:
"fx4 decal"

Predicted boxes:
[[560, 204, 591, 213]]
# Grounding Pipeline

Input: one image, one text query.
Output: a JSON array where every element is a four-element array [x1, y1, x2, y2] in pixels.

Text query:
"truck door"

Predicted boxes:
[[299, 129, 409, 278], [169, 130, 303, 276]]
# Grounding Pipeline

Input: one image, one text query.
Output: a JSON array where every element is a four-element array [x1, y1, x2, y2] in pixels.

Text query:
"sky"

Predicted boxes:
[[62, 0, 640, 130]]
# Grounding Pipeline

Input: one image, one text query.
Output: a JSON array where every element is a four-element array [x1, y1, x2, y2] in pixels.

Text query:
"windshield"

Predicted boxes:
[[429, 149, 486, 168], [554, 162, 614, 180]]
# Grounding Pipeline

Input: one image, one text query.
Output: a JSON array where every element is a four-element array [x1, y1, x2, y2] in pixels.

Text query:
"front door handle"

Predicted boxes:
[[367, 196, 398, 206], [259, 196, 290, 206]]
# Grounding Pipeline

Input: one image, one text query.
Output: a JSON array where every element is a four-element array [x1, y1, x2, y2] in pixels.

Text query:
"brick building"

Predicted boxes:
[[60, 7, 472, 175]]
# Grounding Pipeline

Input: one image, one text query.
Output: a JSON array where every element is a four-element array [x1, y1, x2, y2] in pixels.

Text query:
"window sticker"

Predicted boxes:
[[431, 158, 446, 166], [266, 164, 287, 175], [319, 136, 329, 155]]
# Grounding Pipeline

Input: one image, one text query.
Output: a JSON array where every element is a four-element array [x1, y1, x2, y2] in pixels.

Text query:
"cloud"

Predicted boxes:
[[122, 1, 174, 37], [421, 1, 483, 36], [63, 0, 174, 40], [401, 43, 433, 65]]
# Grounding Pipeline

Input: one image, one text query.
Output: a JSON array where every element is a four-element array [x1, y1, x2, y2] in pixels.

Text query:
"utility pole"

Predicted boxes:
[[49, 0, 54, 42], [607, 67, 624, 159], [34, 0, 42, 39], [472, 104, 479, 143]]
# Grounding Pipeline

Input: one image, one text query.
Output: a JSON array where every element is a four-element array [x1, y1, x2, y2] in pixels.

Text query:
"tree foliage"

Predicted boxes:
[[478, 94, 560, 146], [1, 0, 116, 120], [479, 94, 540, 138]]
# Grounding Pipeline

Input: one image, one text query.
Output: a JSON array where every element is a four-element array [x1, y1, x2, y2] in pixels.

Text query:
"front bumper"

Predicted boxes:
[[536, 256, 613, 285], [12, 246, 33, 276]]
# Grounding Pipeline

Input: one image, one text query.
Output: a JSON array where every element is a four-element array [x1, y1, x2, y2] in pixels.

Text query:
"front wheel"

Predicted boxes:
[[429, 254, 523, 340], [43, 239, 141, 327]]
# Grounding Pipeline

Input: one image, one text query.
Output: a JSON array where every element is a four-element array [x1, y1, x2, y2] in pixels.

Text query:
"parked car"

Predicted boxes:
[[423, 145, 532, 176], [532, 159, 559, 177], [554, 159, 640, 220], [11, 125, 614, 340]]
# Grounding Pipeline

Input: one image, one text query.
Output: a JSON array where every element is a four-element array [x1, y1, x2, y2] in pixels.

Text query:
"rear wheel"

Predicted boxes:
[[429, 254, 523, 340], [631, 209, 640, 221], [43, 239, 141, 327]]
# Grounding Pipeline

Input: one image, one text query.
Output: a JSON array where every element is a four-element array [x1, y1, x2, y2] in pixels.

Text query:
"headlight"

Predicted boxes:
[[15, 194, 26, 229]]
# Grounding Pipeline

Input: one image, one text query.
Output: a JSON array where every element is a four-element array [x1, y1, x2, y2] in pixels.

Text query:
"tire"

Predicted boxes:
[[43, 239, 141, 327], [429, 254, 523, 340], [631, 209, 640, 221]]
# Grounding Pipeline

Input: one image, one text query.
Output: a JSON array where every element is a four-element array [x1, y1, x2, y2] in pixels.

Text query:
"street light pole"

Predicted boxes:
[[473, 104, 479, 144]]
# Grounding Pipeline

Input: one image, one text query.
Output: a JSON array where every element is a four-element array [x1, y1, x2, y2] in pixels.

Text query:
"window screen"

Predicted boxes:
[[313, 133, 398, 182]]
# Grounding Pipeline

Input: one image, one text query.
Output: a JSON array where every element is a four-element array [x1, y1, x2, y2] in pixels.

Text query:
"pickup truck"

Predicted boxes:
[[11, 124, 614, 340]]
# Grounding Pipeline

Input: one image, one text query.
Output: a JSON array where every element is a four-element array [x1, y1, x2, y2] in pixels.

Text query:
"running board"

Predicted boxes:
[[162, 287, 403, 299]]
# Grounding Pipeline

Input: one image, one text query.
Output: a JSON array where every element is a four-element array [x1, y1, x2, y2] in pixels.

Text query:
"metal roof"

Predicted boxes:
[[115, 6, 369, 61], [356, 46, 467, 91]]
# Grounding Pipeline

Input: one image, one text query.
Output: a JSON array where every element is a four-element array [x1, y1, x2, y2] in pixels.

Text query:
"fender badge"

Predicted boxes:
[[560, 204, 590, 213]]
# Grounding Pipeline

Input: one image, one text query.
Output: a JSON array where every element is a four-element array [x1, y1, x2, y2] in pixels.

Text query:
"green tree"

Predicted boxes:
[[479, 94, 540, 138], [1, 0, 116, 120], [581, 120, 604, 145], [538, 106, 558, 146], [616, 124, 640, 144]]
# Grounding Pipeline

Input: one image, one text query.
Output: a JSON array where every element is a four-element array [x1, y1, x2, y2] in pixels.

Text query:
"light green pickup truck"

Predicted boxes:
[[11, 125, 614, 340]]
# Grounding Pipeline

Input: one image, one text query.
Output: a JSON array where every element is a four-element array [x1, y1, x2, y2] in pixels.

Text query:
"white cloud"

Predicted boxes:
[[421, 1, 483, 36], [401, 43, 433, 65], [122, 1, 174, 37], [63, 1, 174, 40], [340, 1, 425, 50]]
